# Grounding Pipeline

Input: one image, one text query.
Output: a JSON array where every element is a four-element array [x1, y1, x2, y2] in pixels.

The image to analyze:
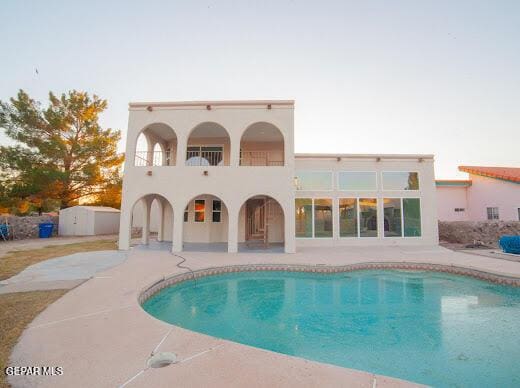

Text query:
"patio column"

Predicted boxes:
[[157, 198, 165, 242], [142, 197, 151, 245], [227, 206, 239, 253], [172, 205, 184, 253], [118, 196, 132, 250], [283, 199, 296, 253], [176, 134, 187, 167]]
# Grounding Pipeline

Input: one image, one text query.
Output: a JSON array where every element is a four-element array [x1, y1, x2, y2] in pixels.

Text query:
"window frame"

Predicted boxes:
[[337, 171, 378, 191], [194, 199, 206, 223], [212, 199, 222, 223], [338, 198, 360, 238], [381, 171, 420, 191], [380, 197, 422, 238], [294, 170, 334, 191], [295, 197, 334, 239], [184, 205, 189, 222], [486, 207, 499, 220], [186, 144, 225, 166]]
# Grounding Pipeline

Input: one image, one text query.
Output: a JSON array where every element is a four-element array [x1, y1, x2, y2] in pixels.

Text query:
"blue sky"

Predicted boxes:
[[1, 0, 519, 178]]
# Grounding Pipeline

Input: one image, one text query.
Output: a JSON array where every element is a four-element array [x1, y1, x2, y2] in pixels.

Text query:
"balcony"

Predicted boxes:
[[239, 151, 284, 166], [186, 148, 224, 166]]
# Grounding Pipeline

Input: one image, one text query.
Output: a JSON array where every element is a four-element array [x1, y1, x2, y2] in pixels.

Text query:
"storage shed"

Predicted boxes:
[[59, 206, 120, 236]]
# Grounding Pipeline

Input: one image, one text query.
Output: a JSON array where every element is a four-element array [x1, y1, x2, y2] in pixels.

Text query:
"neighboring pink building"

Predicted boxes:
[[436, 166, 520, 221]]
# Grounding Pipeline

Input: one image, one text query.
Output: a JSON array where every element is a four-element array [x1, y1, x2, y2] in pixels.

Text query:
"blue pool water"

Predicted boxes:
[[143, 270, 520, 387]]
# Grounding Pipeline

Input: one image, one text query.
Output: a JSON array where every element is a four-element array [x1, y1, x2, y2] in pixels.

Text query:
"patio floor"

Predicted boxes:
[[8, 244, 520, 387]]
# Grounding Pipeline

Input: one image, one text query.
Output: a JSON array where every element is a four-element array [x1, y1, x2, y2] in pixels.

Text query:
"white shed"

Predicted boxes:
[[59, 206, 120, 236]]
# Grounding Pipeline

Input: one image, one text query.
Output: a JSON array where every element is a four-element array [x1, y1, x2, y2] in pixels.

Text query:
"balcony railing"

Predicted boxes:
[[240, 151, 284, 166], [186, 150, 224, 166], [134, 151, 173, 166]]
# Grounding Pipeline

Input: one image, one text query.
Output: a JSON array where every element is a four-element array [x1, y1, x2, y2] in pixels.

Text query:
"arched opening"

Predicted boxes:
[[238, 195, 285, 251], [182, 194, 229, 251], [240, 122, 284, 166], [130, 194, 173, 247], [185, 122, 230, 166], [134, 123, 177, 166]]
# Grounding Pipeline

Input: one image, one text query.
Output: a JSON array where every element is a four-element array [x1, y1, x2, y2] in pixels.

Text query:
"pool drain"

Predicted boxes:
[[147, 352, 177, 368]]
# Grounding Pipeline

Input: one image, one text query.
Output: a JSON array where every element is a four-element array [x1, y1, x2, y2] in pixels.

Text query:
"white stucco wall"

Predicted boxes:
[[466, 174, 520, 221], [119, 101, 296, 253], [436, 186, 469, 221]]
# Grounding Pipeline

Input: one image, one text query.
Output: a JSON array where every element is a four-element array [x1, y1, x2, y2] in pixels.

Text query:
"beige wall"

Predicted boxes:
[[436, 186, 469, 221]]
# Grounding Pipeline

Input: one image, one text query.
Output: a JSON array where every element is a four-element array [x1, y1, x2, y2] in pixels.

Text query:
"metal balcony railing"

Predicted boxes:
[[185, 150, 224, 166], [134, 151, 173, 166], [240, 151, 284, 166]]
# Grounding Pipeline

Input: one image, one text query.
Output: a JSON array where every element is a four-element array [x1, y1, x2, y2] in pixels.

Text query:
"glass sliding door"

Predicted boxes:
[[384, 198, 402, 237], [359, 198, 378, 237], [314, 199, 333, 238], [339, 198, 358, 237], [295, 198, 313, 237], [403, 198, 421, 236]]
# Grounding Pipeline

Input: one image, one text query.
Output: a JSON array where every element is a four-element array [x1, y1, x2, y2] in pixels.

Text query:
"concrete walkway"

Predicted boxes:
[[0, 250, 126, 294], [9, 245, 520, 388], [0, 234, 117, 258]]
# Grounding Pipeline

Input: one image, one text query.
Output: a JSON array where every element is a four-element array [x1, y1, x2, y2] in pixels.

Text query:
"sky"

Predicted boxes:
[[1, 0, 519, 179]]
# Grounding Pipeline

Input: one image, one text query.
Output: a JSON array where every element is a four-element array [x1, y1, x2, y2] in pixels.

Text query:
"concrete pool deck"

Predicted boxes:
[[9, 244, 520, 387]]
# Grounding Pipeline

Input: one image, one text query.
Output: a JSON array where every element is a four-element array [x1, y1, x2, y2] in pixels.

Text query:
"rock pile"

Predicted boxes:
[[439, 221, 520, 247]]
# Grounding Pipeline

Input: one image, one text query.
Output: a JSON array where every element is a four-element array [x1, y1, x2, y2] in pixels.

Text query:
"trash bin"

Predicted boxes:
[[38, 223, 54, 238]]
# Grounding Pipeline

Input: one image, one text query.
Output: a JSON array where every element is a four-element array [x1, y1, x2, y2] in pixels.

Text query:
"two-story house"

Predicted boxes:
[[118, 100, 439, 253]]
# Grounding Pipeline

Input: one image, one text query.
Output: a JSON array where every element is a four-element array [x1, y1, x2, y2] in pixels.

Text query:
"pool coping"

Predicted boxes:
[[139, 261, 520, 304]]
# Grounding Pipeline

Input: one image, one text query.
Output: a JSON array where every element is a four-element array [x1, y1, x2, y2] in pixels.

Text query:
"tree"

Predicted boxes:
[[0, 90, 124, 209]]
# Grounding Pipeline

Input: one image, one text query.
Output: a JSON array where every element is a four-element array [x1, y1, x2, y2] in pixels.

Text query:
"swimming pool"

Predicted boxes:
[[142, 269, 520, 387]]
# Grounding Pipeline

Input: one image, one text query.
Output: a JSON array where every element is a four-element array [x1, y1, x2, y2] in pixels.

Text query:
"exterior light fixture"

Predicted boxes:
[[203, 170, 209, 176], [376, 157, 381, 162], [146, 170, 152, 176], [336, 157, 341, 162], [206, 105, 211, 110], [267, 104, 272, 110], [418, 158, 424, 163], [146, 106, 153, 112]]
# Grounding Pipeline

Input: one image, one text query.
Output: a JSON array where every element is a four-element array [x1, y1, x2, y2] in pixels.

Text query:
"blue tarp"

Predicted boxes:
[[499, 235, 520, 255]]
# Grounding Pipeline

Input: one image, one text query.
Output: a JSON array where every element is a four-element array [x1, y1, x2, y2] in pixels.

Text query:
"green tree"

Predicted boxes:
[[0, 90, 124, 209]]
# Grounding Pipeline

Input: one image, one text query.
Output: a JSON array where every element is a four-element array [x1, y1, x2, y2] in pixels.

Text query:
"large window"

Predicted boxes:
[[383, 198, 422, 237], [384, 198, 402, 237], [339, 198, 358, 237], [338, 172, 377, 191], [295, 198, 313, 237], [403, 198, 421, 236], [359, 198, 378, 237], [314, 199, 333, 238], [382, 172, 419, 190], [295, 171, 333, 191], [487, 207, 499, 220], [194, 200, 205, 222], [295, 198, 332, 238]]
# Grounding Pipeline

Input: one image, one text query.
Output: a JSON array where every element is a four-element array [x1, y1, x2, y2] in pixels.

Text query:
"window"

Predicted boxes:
[[403, 198, 421, 236], [359, 198, 378, 237], [339, 198, 358, 237], [295, 171, 333, 191], [186, 146, 223, 166], [487, 207, 499, 220], [194, 200, 205, 222], [295, 198, 313, 237], [314, 199, 333, 238], [338, 172, 377, 191], [454, 208, 465, 212], [382, 172, 419, 190], [184, 206, 188, 222], [212, 200, 222, 222], [295, 198, 332, 238], [384, 198, 402, 237]]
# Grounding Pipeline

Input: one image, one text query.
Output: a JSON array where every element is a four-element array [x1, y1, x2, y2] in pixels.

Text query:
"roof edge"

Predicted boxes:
[[129, 100, 295, 109], [435, 179, 472, 187], [295, 153, 434, 161]]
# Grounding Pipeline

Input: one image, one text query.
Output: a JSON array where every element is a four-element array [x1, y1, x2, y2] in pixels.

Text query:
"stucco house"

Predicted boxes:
[[436, 166, 520, 221], [118, 100, 439, 253]]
